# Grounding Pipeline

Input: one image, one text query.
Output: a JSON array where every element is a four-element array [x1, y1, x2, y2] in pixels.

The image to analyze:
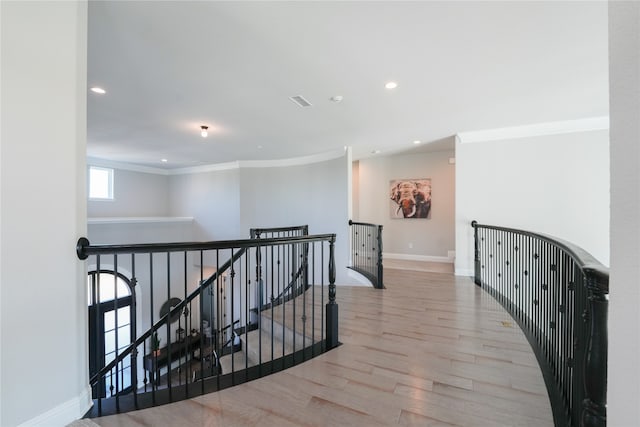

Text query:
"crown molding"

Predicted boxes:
[[87, 157, 170, 175], [87, 148, 347, 176], [88, 216, 194, 225], [455, 116, 609, 144]]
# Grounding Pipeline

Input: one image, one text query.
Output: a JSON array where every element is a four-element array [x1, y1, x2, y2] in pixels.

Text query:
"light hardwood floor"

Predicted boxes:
[[76, 268, 553, 426]]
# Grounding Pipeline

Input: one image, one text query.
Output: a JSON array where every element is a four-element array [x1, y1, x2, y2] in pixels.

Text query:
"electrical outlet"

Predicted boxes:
[[408, 242, 413, 249]]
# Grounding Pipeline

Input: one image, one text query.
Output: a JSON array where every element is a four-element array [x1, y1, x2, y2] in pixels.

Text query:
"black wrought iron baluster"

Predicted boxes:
[[114, 254, 120, 411], [199, 251, 204, 395], [183, 251, 188, 392], [215, 249, 221, 390], [302, 243, 307, 360], [95, 256, 103, 415], [312, 241, 316, 357], [256, 243, 263, 377], [149, 253, 156, 403], [166, 252, 173, 401], [130, 253, 138, 409], [282, 245, 288, 364], [321, 241, 325, 349], [230, 247, 236, 381], [245, 250, 249, 373], [292, 244, 298, 365], [270, 244, 275, 367]]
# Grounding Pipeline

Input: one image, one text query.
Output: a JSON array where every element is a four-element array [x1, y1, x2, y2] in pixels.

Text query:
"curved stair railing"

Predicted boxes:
[[348, 220, 384, 288], [76, 228, 338, 417], [471, 221, 607, 427], [251, 225, 310, 311]]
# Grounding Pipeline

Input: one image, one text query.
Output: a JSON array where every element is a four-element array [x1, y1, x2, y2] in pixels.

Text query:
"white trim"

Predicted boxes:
[[345, 268, 376, 287], [456, 116, 609, 144], [168, 161, 241, 175], [455, 268, 474, 277], [87, 148, 347, 176], [88, 216, 193, 225], [87, 157, 169, 175], [18, 386, 92, 427], [383, 252, 453, 263]]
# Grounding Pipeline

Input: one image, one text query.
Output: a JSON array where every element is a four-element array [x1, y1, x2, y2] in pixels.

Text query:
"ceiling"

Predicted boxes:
[[87, 1, 609, 170]]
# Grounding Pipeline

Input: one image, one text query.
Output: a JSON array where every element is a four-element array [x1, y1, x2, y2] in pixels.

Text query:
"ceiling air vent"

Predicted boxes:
[[289, 95, 312, 107]]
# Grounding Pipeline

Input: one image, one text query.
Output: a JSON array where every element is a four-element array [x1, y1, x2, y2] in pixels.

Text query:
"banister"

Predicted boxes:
[[77, 234, 335, 259], [79, 227, 339, 416], [471, 220, 608, 427], [347, 220, 384, 288], [471, 221, 609, 277]]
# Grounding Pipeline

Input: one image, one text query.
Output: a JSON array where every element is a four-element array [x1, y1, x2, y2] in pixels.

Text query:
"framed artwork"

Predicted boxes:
[[389, 178, 431, 219]]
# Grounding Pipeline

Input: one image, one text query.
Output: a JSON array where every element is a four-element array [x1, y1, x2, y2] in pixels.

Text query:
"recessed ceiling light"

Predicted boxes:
[[330, 95, 343, 103], [384, 81, 398, 90], [200, 125, 208, 138], [413, 140, 421, 144], [371, 149, 381, 154], [90, 87, 106, 94], [161, 158, 168, 163]]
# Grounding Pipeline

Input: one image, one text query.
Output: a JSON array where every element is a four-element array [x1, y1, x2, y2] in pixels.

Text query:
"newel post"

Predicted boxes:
[[581, 268, 608, 427], [376, 225, 384, 289], [471, 221, 481, 286], [326, 236, 339, 349]]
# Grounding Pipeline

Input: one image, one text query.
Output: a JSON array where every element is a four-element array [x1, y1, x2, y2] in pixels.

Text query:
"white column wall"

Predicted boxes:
[[455, 130, 610, 276], [0, 1, 90, 425], [608, 2, 640, 425]]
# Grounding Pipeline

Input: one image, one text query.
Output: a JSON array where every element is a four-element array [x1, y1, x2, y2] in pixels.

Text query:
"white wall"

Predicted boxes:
[[88, 168, 170, 217], [356, 149, 456, 260], [0, 2, 90, 425], [608, 2, 640, 425], [455, 130, 610, 276], [169, 168, 241, 240], [87, 219, 198, 389], [237, 155, 351, 284]]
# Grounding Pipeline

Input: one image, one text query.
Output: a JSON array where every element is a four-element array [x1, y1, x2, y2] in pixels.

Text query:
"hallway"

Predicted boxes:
[[77, 268, 553, 426]]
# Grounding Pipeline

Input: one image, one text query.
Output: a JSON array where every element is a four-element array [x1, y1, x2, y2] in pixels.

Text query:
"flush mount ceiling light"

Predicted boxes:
[[200, 125, 208, 138], [413, 140, 422, 144], [384, 81, 398, 90], [90, 87, 106, 94]]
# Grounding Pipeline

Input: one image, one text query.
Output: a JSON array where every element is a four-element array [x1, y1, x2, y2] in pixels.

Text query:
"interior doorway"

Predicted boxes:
[[88, 270, 134, 398]]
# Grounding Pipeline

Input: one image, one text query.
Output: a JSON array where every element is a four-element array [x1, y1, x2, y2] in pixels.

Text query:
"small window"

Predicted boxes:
[[89, 166, 113, 200]]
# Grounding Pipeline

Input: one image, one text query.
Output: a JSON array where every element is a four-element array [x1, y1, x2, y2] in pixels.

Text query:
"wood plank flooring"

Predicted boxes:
[[74, 268, 553, 426]]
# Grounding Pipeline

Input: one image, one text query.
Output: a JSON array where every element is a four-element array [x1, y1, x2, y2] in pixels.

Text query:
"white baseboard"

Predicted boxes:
[[455, 268, 474, 277], [383, 252, 453, 264], [19, 386, 92, 427]]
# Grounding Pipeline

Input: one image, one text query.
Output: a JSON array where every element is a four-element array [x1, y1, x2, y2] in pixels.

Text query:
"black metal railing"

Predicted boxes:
[[348, 220, 384, 289], [251, 225, 310, 309], [77, 228, 338, 417], [471, 221, 607, 427]]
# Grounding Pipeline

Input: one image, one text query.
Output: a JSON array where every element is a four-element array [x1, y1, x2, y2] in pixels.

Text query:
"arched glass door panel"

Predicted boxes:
[[88, 271, 133, 398]]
